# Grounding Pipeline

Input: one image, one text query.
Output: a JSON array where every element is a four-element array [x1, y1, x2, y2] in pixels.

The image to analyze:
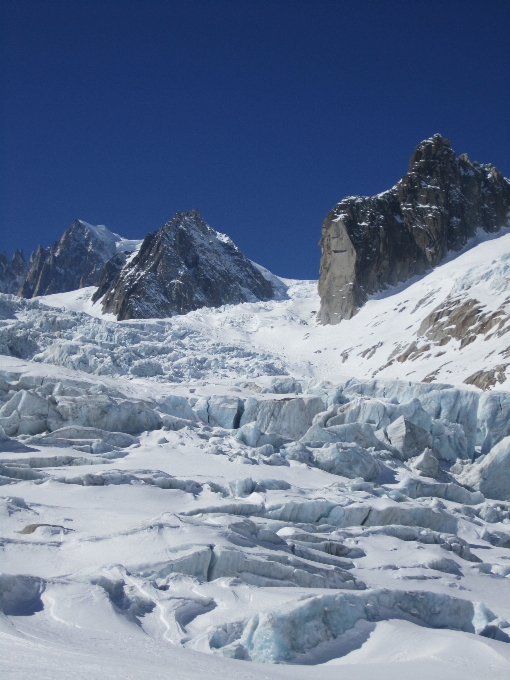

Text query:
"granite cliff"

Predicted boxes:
[[0, 250, 30, 295], [318, 134, 510, 324]]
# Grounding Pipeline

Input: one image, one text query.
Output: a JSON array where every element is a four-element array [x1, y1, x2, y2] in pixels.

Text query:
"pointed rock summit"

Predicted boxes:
[[94, 210, 274, 320], [0, 250, 30, 295], [18, 220, 134, 298], [318, 134, 510, 324]]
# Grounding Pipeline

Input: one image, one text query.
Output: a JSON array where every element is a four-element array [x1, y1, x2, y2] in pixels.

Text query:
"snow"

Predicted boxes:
[[78, 220, 143, 254], [35, 286, 116, 319], [1, 230, 510, 678]]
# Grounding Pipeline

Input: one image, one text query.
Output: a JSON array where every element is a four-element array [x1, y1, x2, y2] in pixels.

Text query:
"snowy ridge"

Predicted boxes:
[[251, 260, 290, 301], [66, 220, 143, 254], [16, 219, 143, 300]]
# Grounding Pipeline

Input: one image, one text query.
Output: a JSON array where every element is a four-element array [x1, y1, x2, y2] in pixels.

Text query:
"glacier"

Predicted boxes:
[[1, 230, 510, 679]]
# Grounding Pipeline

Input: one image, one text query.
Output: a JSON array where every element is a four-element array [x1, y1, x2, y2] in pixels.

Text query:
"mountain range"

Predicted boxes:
[[2, 134, 509, 329], [1, 135, 510, 679]]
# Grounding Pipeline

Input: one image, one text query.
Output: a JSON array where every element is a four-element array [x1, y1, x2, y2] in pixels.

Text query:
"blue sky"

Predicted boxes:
[[1, 0, 509, 279]]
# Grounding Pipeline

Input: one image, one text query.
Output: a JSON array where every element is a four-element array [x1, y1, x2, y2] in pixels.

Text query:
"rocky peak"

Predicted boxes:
[[0, 249, 30, 295], [318, 134, 510, 325], [18, 220, 130, 298], [95, 210, 275, 320]]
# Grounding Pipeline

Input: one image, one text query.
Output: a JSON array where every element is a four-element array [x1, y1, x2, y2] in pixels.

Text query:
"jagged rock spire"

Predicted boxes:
[[95, 210, 274, 320], [318, 134, 510, 325]]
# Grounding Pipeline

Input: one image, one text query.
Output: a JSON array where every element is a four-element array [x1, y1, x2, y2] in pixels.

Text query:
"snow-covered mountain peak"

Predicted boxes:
[[75, 219, 118, 246], [75, 219, 142, 254], [11, 219, 143, 299]]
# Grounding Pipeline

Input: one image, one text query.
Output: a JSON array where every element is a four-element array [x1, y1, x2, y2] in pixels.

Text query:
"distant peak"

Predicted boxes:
[[163, 209, 217, 239], [72, 220, 119, 243]]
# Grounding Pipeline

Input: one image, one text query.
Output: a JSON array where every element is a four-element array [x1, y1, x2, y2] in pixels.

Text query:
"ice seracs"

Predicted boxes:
[[2, 161, 510, 676], [461, 436, 510, 501], [1, 344, 510, 672]]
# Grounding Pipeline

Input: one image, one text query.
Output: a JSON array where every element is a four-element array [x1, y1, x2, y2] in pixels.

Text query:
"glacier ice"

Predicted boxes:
[[240, 395, 325, 440], [462, 436, 510, 501], [2, 268, 510, 674], [215, 588, 497, 663], [311, 442, 379, 481], [411, 448, 440, 478]]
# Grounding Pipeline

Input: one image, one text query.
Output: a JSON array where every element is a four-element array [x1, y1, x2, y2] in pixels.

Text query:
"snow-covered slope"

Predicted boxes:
[[78, 220, 142, 254], [1, 352, 510, 678], [1, 230, 510, 679]]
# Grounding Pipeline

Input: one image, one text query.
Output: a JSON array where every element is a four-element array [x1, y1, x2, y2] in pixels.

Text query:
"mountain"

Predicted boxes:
[[94, 209, 275, 320], [4, 213, 275, 318], [0, 249, 30, 294], [18, 220, 141, 298], [318, 134, 510, 324]]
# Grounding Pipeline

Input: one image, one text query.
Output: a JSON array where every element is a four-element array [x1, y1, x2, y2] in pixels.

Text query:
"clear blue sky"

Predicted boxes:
[[1, 0, 509, 279]]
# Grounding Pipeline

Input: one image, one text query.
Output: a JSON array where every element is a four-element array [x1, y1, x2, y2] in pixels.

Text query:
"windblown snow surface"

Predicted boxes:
[[77, 220, 143, 255], [2, 230, 510, 679]]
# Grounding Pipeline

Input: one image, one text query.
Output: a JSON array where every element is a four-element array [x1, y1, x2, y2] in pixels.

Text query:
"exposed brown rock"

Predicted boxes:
[[464, 364, 509, 390], [19, 523, 71, 534], [415, 295, 510, 349], [422, 368, 442, 383]]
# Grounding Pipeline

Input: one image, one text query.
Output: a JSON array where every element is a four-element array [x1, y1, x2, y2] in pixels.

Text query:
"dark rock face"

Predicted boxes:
[[91, 252, 130, 305], [97, 210, 274, 320], [19, 220, 121, 298], [318, 134, 510, 324], [0, 250, 30, 295]]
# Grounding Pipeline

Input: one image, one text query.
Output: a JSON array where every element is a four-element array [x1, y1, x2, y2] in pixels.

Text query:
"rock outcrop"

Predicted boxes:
[[96, 210, 274, 320], [0, 250, 30, 295], [19, 220, 136, 298], [318, 134, 510, 324]]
